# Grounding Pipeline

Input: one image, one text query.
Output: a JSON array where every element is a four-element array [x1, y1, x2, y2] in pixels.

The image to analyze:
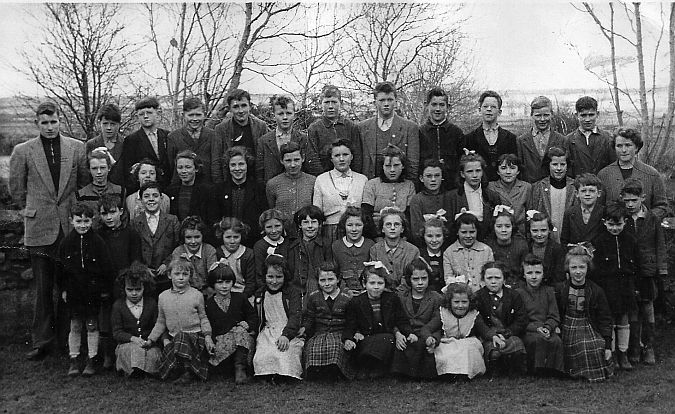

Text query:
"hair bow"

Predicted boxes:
[[525, 209, 541, 221], [440, 275, 468, 293], [363, 261, 391, 274], [454, 207, 480, 221], [423, 209, 448, 223], [493, 205, 514, 217], [92, 146, 116, 166], [266, 246, 277, 256], [208, 258, 230, 273], [267, 252, 284, 259], [566, 242, 595, 259], [462, 148, 476, 156]]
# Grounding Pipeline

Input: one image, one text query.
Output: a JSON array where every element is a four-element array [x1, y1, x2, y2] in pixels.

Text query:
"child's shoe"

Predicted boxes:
[[82, 358, 97, 377], [617, 351, 633, 371], [234, 365, 249, 385], [68, 358, 80, 377], [643, 346, 656, 365], [628, 346, 641, 365]]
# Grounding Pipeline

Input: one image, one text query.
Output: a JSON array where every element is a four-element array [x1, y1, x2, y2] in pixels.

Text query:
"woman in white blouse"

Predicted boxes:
[[313, 139, 368, 245]]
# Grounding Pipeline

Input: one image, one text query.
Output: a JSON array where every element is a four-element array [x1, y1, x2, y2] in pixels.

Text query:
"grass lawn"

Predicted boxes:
[[3, 327, 675, 414]]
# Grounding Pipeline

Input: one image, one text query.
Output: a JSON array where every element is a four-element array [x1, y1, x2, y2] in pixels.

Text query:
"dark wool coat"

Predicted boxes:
[[212, 115, 270, 184], [565, 128, 615, 178], [463, 126, 518, 182], [116, 128, 171, 194], [342, 291, 412, 342], [166, 126, 217, 185], [215, 246, 257, 298], [302, 289, 352, 337], [111, 297, 159, 343], [474, 286, 528, 340], [560, 203, 604, 246], [307, 115, 363, 174], [516, 129, 568, 183], [555, 279, 613, 349], [214, 179, 267, 248], [205, 292, 258, 337], [590, 230, 638, 315], [419, 119, 464, 190], [444, 184, 501, 243], [397, 289, 443, 340], [255, 129, 322, 186]]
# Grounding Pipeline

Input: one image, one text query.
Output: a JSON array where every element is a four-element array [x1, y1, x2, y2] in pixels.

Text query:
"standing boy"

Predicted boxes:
[[359, 81, 419, 180], [561, 173, 605, 245], [10, 101, 89, 360], [212, 89, 270, 183], [255, 95, 321, 186], [464, 90, 518, 182], [307, 85, 363, 173], [418, 87, 463, 189], [566, 96, 615, 177], [86, 103, 124, 185], [117, 97, 170, 193], [167, 97, 216, 185], [516, 96, 568, 183]]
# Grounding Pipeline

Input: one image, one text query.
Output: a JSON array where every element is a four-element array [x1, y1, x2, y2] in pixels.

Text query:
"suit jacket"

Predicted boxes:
[[565, 128, 615, 177], [444, 185, 501, 243], [397, 288, 443, 339], [255, 129, 322, 186], [463, 126, 518, 182], [166, 126, 216, 185], [561, 203, 604, 246], [474, 286, 528, 339], [111, 297, 159, 343], [212, 115, 270, 184], [214, 179, 267, 247], [358, 114, 420, 180], [307, 115, 363, 173], [516, 129, 568, 183], [164, 182, 222, 226], [9, 135, 89, 246], [131, 211, 180, 270], [342, 291, 412, 341], [116, 128, 171, 193]]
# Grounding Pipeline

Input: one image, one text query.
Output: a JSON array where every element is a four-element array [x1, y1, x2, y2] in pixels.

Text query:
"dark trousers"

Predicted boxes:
[[29, 233, 63, 350]]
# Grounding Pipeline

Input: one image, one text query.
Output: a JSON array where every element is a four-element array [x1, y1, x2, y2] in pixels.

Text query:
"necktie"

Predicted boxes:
[[147, 131, 159, 157], [148, 214, 158, 235], [326, 297, 335, 310]]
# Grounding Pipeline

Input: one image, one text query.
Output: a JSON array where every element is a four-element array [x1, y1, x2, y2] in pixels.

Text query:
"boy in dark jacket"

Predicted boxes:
[[620, 178, 666, 365], [59, 203, 114, 377]]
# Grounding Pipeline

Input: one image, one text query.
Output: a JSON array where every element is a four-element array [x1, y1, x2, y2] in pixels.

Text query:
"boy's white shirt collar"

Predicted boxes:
[[145, 211, 160, 220], [323, 290, 340, 301], [126, 298, 144, 309], [377, 114, 394, 131], [632, 205, 647, 220], [343, 236, 364, 248]]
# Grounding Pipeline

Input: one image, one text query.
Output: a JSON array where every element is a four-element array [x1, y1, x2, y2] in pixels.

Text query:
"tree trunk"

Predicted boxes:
[[609, 3, 624, 126], [229, 3, 252, 93], [171, 2, 188, 128], [634, 3, 651, 152], [661, 3, 675, 158]]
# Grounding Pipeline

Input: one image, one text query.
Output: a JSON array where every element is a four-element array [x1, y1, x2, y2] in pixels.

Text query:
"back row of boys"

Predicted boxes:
[[96, 82, 616, 195]]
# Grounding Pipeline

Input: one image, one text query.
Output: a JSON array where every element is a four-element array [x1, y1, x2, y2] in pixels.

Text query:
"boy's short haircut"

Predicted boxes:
[[530, 96, 552, 114], [542, 146, 569, 168], [139, 181, 162, 197], [226, 89, 251, 107], [280, 141, 302, 159], [96, 103, 122, 123], [603, 201, 628, 222], [426, 87, 448, 105], [479, 90, 503, 109], [421, 158, 444, 176], [135, 97, 160, 111], [214, 216, 251, 240], [620, 177, 644, 197], [403, 257, 433, 287], [373, 81, 397, 98], [99, 193, 123, 213], [574, 173, 602, 191], [36, 102, 59, 117], [88, 148, 112, 168], [272, 96, 294, 111], [167, 256, 195, 279], [294, 204, 325, 227], [522, 253, 543, 268], [480, 261, 508, 281], [612, 127, 643, 152], [575, 96, 598, 113], [318, 261, 340, 279], [180, 215, 207, 241], [183, 97, 204, 113], [207, 262, 236, 287], [70, 202, 95, 218], [321, 85, 341, 101], [379, 144, 408, 183], [496, 153, 521, 169]]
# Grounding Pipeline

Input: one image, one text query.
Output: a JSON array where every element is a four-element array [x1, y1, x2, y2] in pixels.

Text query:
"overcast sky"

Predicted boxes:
[[0, 1, 670, 98]]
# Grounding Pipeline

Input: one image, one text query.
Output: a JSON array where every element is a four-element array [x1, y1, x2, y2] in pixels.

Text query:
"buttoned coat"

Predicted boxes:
[[516, 130, 568, 183], [358, 114, 420, 180], [212, 115, 270, 184], [9, 135, 89, 246], [255, 129, 322, 186], [116, 128, 171, 193], [166, 126, 216, 185], [397, 288, 443, 340], [463, 126, 518, 182], [131, 212, 180, 270], [565, 128, 615, 177]]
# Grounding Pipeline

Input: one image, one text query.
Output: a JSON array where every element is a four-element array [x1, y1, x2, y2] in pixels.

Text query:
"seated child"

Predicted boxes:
[[253, 209, 291, 290], [391, 258, 442, 379], [526, 210, 565, 285], [418, 215, 448, 293], [331, 206, 375, 296], [425, 281, 487, 380], [556, 245, 613, 382], [288, 205, 332, 299], [253, 254, 304, 381], [111, 262, 162, 377], [60, 203, 114, 377], [302, 262, 355, 381], [561, 173, 604, 245], [368, 207, 420, 292], [443, 212, 494, 292], [205, 263, 258, 385], [169, 216, 217, 294], [474, 261, 528, 377], [515, 254, 564, 375], [343, 261, 412, 379], [147, 257, 215, 383], [484, 206, 529, 287], [590, 202, 638, 371], [214, 217, 257, 299]]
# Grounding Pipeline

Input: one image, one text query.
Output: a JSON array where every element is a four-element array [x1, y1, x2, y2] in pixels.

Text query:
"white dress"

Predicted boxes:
[[253, 292, 304, 379], [434, 308, 486, 379]]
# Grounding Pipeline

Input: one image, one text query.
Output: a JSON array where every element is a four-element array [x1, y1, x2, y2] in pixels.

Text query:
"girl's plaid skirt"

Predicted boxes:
[[561, 314, 612, 382], [304, 331, 355, 379], [159, 331, 209, 381]]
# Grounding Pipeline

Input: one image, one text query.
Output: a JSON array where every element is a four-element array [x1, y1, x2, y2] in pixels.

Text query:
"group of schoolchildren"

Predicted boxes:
[[54, 85, 669, 386]]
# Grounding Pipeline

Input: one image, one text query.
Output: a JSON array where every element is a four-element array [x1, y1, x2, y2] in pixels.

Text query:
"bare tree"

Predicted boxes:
[[15, 3, 134, 140]]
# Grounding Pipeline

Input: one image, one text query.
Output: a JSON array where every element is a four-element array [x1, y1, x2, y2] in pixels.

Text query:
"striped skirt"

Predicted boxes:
[[561, 314, 612, 382], [304, 331, 355, 379], [158, 331, 209, 381]]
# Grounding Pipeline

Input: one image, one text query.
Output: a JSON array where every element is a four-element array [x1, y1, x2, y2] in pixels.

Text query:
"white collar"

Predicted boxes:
[[323, 290, 340, 301], [427, 249, 441, 257], [185, 245, 203, 260], [145, 211, 160, 220], [221, 244, 246, 260], [463, 181, 482, 194], [126, 298, 143, 309], [331, 168, 352, 178], [343, 236, 364, 248], [264, 235, 284, 246]]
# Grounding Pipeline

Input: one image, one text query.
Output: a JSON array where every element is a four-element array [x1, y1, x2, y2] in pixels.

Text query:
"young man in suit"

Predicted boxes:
[[566, 96, 615, 178], [9, 101, 90, 359], [116, 97, 170, 194], [85, 103, 124, 184], [516, 96, 568, 183], [166, 97, 215, 185], [464, 90, 517, 182], [211, 89, 270, 184], [359, 81, 419, 180]]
